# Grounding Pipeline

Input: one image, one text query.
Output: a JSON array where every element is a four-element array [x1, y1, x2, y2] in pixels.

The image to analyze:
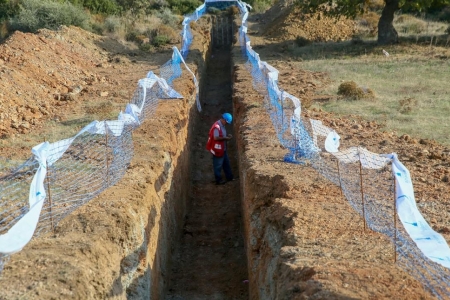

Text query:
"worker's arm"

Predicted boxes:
[[214, 135, 231, 141], [213, 129, 232, 140]]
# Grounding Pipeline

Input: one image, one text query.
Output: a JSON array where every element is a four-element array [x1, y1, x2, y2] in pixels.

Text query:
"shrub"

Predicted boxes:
[[395, 14, 426, 34], [151, 35, 170, 47], [104, 16, 121, 33], [295, 36, 311, 47], [156, 7, 179, 27], [156, 23, 179, 43], [9, 0, 89, 32], [0, 0, 20, 21], [90, 22, 105, 35], [437, 6, 450, 22], [337, 81, 375, 100], [70, 0, 119, 14], [139, 43, 154, 52], [168, 0, 202, 15], [228, 5, 239, 16], [149, 0, 170, 10]]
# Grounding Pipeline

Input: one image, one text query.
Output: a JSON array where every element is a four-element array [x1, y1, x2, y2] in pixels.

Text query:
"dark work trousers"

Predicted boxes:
[[212, 151, 233, 183]]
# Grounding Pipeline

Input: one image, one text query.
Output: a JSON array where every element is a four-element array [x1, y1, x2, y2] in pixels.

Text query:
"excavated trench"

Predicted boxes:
[[0, 14, 290, 300], [165, 18, 249, 299]]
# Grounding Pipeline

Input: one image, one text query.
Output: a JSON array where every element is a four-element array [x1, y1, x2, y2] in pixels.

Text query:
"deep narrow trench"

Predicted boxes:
[[165, 30, 249, 299]]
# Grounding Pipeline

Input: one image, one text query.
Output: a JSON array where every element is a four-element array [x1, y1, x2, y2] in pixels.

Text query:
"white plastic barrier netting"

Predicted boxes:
[[1, 1, 450, 299], [0, 56, 195, 266], [232, 0, 450, 298]]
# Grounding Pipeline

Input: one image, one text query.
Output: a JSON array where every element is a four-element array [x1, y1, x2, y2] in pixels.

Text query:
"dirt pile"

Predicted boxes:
[[0, 27, 108, 136], [256, 0, 356, 42]]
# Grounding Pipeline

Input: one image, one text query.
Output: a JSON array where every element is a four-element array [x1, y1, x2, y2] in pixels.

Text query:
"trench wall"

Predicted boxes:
[[231, 47, 302, 299]]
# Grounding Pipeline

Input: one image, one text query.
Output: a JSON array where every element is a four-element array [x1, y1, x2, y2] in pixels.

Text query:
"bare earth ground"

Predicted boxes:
[[0, 6, 448, 300]]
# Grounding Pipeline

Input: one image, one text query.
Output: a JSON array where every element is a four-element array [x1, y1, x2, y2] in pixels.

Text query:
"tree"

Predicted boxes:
[[297, 0, 450, 44]]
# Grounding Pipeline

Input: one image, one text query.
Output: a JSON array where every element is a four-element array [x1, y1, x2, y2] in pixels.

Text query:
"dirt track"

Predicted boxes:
[[0, 8, 449, 300]]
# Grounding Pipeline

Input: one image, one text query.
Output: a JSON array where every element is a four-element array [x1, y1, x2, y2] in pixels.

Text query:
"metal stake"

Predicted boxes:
[[393, 176, 397, 263], [44, 138, 54, 233], [336, 159, 343, 195], [280, 91, 284, 132], [105, 122, 110, 186], [358, 152, 367, 231], [46, 166, 54, 232]]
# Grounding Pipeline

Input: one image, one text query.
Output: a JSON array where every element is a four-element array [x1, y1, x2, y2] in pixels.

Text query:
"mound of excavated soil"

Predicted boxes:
[[256, 0, 356, 42], [0, 27, 106, 136], [0, 26, 169, 160]]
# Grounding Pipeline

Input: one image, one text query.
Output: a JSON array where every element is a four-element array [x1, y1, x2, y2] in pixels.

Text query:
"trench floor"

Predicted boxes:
[[165, 47, 249, 299]]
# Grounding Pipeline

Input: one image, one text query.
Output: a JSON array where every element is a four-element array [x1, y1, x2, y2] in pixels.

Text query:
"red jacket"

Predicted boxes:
[[206, 121, 225, 157]]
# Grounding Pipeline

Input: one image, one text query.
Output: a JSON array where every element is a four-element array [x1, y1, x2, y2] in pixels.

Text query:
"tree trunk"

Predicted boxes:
[[377, 0, 399, 45]]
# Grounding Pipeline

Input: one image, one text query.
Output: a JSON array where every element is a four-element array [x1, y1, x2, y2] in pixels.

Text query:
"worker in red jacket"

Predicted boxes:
[[206, 113, 235, 185]]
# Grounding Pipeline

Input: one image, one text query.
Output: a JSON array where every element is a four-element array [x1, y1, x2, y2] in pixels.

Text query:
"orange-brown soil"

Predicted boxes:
[[0, 5, 448, 300]]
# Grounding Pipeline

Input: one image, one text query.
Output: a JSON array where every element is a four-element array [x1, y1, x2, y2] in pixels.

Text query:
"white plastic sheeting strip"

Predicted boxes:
[[0, 143, 47, 254], [324, 131, 340, 153], [387, 153, 450, 268], [171, 47, 202, 112], [310, 108, 450, 269], [0, 71, 184, 255]]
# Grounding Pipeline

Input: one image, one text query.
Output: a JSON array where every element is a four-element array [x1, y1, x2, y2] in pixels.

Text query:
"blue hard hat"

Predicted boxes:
[[222, 113, 232, 124]]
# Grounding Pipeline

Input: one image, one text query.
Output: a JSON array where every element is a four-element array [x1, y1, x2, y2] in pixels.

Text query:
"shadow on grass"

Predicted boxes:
[[251, 34, 450, 61]]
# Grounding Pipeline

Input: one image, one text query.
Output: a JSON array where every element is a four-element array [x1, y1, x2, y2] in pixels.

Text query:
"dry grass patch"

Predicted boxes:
[[398, 97, 418, 114], [337, 81, 375, 100], [84, 101, 116, 119]]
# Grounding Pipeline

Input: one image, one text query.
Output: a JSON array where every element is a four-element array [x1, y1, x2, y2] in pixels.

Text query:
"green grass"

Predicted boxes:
[[292, 30, 450, 145], [303, 55, 450, 143]]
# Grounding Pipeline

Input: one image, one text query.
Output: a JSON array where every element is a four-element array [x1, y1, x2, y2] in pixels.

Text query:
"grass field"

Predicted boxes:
[[293, 15, 450, 146]]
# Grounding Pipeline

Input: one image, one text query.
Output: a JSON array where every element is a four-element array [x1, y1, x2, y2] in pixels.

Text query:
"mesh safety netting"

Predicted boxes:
[[235, 1, 450, 298], [0, 51, 196, 270], [1, 2, 450, 299]]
